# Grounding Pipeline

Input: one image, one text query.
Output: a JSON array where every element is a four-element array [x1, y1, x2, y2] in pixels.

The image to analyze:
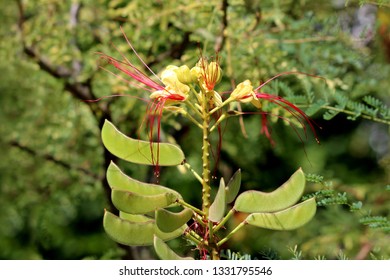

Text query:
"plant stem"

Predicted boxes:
[[184, 230, 203, 246], [321, 105, 390, 125], [183, 162, 203, 184], [217, 220, 247, 247], [200, 89, 223, 260], [180, 109, 203, 129], [185, 98, 203, 118], [209, 98, 232, 115], [177, 199, 204, 216], [213, 208, 236, 232], [201, 90, 212, 217]]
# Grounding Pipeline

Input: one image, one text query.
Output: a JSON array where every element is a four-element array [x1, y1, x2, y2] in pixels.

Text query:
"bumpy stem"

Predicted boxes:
[[201, 91, 212, 216], [199, 90, 221, 260]]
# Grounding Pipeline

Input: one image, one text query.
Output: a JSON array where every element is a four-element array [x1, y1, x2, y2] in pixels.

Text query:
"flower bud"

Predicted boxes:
[[175, 65, 196, 84], [212, 90, 223, 107], [195, 58, 222, 91], [160, 65, 190, 97], [230, 80, 254, 102], [207, 61, 222, 86], [190, 66, 202, 82]]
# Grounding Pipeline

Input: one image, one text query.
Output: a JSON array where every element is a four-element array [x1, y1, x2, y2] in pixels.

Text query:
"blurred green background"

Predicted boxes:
[[0, 0, 389, 260]]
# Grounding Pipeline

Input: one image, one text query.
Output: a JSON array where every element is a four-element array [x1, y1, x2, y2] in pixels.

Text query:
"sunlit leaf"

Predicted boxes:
[[153, 235, 194, 260], [112, 189, 178, 214], [245, 198, 316, 230], [234, 168, 306, 213], [156, 208, 193, 233], [209, 178, 226, 222], [103, 210, 186, 246], [102, 120, 185, 166]]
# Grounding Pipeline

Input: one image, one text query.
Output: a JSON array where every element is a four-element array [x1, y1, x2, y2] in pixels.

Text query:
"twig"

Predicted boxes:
[[265, 36, 337, 44], [9, 140, 100, 180], [214, 0, 228, 52]]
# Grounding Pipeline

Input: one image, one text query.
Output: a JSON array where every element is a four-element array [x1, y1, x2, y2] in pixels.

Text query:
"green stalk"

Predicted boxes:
[[199, 89, 222, 260], [213, 208, 236, 232], [321, 105, 390, 125], [177, 199, 204, 216], [180, 110, 203, 129], [201, 90, 212, 217], [184, 231, 202, 246], [183, 162, 203, 184], [209, 97, 233, 115], [217, 221, 247, 247]]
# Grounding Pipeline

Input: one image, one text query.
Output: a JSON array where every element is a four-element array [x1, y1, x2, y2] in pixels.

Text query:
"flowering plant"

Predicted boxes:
[[100, 29, 319, 260]]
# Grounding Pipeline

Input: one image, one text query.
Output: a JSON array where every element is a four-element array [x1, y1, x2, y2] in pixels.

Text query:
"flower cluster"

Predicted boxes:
[[100, 35, 318, 146]]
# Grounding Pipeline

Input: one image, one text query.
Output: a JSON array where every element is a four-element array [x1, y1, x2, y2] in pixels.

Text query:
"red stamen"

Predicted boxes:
[[255, 92, 320, 144], [97, 27, 186, 177]]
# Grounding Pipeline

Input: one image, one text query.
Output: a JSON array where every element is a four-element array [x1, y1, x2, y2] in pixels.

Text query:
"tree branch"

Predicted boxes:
[[9, 140, 100, 180], [15, 0, 116, 213], [23, 46, 73, 78], [69, 2, 83, 78], [214, 0, 228, 52], [147, 31, 192, 67]]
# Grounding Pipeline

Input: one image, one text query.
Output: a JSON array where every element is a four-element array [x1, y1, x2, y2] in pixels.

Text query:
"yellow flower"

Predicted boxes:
[[150, 66, 190, 102], [192, 57, 222, 92], [175, 65, 197, 85], [230, 80, 261, 108]]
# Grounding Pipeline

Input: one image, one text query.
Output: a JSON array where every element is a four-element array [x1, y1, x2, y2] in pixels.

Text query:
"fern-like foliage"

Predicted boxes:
[[359, 216, 390, 232], [266, 81, 390, 126], [304, 184, 389, 233], [288, 245, 303, 260], [220, 249, 254, 260], [311, 91, 390, 125]]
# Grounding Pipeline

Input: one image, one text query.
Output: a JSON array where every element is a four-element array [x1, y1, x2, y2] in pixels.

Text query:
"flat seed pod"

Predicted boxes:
[[245, 198, 316, 230], [103, 210, 186, 246], [102, 120, 185, 166], [112, 189, 178, 214], [154, 235, 194, 260], [225, 169, 241, 204], [156, 208, 193, 233], [234, 168, 306, 213], [107, 162, 182, 198], [209, 178, 226, 222], [119, 212, 153, 223]]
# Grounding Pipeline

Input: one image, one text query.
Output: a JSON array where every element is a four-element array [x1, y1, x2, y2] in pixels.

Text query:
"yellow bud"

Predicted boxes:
[[175, 65, 196, 84], [207, 61, 222, 86], [190, 66, 202, 81], [211, 91, 223, 107], [230, 80, 254, 103], [160, 65, 179, 83], [160, 65, 190, 96], [195, 58, 222, 91]]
